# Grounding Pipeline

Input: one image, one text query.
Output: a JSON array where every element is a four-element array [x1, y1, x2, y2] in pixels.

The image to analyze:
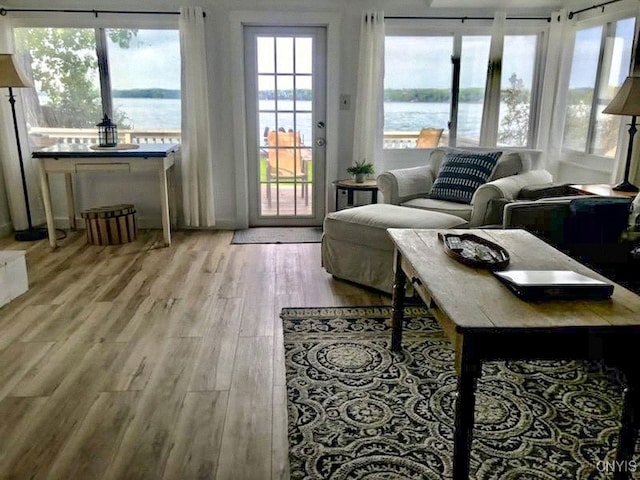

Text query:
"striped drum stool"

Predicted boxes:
[[81, 204, 137, 245]]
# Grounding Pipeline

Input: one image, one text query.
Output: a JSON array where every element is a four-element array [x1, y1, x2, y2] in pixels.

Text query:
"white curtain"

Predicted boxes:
[[179, 6, 215, 227], [352, 11, 385, 174], [479, 12, 505, 147], [0, 16, 43, 231]]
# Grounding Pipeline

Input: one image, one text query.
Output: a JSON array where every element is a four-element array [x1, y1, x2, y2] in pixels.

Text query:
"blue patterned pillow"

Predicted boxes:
[[429, 150, 502, 204]]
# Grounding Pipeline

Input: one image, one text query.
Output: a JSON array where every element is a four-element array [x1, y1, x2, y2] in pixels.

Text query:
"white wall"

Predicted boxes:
[[0, 0, 610, 232]]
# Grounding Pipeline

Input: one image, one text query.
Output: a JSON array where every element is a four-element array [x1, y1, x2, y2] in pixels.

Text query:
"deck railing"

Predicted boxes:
[[28, 127, 182, 148], [29, 127, 471, 150]]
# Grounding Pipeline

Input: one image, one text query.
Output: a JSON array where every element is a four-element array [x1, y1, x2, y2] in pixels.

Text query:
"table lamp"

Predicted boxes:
[[603, 75, 640, 192], [0, 54, 47, 241]]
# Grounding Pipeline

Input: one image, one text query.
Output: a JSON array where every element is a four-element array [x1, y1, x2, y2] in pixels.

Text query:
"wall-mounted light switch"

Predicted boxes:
[[340, 94, 351, 110]]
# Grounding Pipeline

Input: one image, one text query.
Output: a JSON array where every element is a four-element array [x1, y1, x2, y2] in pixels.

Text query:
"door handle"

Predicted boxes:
[[316, 138, 326, 146]]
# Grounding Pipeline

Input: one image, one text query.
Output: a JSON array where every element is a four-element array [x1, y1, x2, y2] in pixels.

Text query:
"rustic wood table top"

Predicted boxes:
[[388, 228, 640, 480]]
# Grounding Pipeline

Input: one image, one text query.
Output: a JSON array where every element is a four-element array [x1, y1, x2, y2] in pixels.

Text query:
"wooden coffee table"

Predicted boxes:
[[388, 228, 640, 480]]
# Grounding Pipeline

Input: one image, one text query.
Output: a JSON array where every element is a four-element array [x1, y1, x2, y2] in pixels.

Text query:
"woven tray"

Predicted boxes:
[[438, 232, 510, 270]]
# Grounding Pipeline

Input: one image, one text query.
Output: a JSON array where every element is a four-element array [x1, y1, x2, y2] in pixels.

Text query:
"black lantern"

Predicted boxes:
[[97, 115, 118, 147]]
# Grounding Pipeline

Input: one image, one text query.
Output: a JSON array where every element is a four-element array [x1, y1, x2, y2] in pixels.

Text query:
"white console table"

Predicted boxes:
[[33, 143, 179, 249]]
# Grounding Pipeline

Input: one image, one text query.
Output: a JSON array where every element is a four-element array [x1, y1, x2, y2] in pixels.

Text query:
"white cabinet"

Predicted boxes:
[[0, 251, 28, 308]]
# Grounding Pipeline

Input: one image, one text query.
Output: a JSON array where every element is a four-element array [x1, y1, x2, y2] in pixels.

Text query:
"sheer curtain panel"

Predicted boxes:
[[352, 11, 385, 173], [0, 17, 43, 232], [179, 6, 216, 227]]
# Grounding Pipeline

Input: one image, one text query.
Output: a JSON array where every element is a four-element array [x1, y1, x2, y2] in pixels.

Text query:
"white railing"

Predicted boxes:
[[28, 127, 181, 148], [384, 131, 421, 149], [29, 127, 476, 150]]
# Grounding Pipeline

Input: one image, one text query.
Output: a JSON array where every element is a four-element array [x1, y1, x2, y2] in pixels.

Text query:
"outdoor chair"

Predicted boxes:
[[266, 130, 309, 207], [415, 128, 444, 148]]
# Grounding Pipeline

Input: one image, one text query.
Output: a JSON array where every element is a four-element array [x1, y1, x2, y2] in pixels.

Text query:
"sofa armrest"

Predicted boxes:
[[502, 198, 572, 247], [376, 165, 435, 205], [468, 169, 553, 227]]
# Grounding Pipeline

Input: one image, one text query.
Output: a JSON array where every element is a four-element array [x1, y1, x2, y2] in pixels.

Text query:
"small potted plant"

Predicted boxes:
[[347, 159, 375, 183]]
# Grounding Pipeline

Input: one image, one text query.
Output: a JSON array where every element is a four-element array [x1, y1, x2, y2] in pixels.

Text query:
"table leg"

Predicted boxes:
[[372, 189, 378, 204], [64, 173, 76, 230], [391, 249, 407, 352], [159, 166, 171, 247], [614, 369, 640, 480], [347, 189, 354, 207], [167, 165, 177, 229], [38, 160, 57, 248], [452, 337, 481, 480], [335, 186, 340, 211]]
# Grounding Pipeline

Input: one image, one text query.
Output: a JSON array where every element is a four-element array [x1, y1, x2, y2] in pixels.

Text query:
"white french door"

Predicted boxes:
[[244, 26, 327, 226]]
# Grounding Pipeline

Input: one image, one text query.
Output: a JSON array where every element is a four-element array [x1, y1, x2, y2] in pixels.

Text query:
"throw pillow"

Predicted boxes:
[[429, 150, 502, 204]]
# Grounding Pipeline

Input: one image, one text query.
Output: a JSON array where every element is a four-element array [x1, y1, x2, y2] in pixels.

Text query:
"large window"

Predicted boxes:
[[498, 35, 538, 147], [384, 36, 453, 149], [563, 17, 636, 157], [14, 27, 180, 148], [384, 29, 542, 150]]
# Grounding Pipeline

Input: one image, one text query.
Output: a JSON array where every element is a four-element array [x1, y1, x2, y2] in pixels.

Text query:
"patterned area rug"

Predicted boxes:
[[231, 227, 322, 244], [281, 306, 636, 480]]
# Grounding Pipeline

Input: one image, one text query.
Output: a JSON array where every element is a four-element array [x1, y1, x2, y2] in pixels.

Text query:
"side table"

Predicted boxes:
[[570, 183, 638, 199], [333, 179, 379, 211]]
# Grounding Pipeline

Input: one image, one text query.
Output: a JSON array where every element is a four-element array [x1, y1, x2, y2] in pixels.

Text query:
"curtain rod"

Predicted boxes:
[[568, 0, 623, 19], [384, 15, 551, 23], [0, 8, 205, 18]]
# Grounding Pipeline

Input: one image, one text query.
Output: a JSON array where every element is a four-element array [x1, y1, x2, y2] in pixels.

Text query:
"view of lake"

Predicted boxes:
[[115, 98, 486, 143]]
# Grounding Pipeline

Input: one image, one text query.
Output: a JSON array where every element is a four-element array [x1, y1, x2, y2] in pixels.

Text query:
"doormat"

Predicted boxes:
[[231, 227, 323, 244]]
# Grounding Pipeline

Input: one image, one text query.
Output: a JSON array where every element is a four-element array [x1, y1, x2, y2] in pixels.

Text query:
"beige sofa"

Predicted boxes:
[[322, 148, 553, 293], [377, 147, 553, 226]]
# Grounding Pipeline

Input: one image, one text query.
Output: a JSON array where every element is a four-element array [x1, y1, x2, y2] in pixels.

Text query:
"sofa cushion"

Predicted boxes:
[[428, 148, 526, 182], [429, 150, 502, 204], [401, 198, 473, 221], [323, 204, 468, 251]]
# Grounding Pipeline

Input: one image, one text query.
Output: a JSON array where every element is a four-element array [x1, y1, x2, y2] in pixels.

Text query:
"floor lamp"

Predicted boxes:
[[0, 54, 47, 241], [603, 75, 640, 193]]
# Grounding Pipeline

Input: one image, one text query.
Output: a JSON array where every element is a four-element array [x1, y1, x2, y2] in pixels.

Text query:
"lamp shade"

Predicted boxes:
[[0, 54, 32, 88], [603, 75, 640, 116]]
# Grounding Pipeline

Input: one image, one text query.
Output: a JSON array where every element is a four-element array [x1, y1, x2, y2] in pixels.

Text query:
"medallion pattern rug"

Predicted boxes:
[[281, 306, 636, 480]]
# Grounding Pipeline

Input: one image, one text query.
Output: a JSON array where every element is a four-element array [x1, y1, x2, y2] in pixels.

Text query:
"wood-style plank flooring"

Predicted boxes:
[[0, 230, 387, 480]]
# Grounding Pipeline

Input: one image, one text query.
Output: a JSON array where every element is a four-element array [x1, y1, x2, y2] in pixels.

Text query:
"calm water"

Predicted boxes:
[[114, 97, 181, 130], [114, 97, 485, 141]]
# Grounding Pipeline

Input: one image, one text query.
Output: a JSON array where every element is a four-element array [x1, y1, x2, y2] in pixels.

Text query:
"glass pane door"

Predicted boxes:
[[245, 26, 326, 225]]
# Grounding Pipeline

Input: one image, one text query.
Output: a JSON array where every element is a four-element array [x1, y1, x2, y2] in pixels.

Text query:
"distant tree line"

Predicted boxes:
[[384, 88, 485, 103], [258, 90, 313, 101], [113, 89, 180, 99], [258, 86, 595, 105]]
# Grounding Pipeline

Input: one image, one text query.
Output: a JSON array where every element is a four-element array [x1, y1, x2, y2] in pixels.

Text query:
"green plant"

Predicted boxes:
[[347, 159, 374, 176]]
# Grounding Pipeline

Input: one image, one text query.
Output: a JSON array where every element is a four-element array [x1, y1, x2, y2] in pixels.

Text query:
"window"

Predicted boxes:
[[498, 35, 538, 147], [14, 27, 180, 148], [384, 36, 453, 149], [563, 17, 636, 157], [457, 36, 491, 146], [384, 28, 542, 150]]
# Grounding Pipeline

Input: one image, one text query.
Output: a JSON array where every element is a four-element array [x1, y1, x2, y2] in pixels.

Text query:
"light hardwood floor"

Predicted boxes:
[[0, 229, 388, 480]]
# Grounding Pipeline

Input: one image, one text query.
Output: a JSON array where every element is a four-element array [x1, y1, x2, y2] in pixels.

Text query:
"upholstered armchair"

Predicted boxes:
[[377, 147, 553, 227], [503, 195, 633, 273]]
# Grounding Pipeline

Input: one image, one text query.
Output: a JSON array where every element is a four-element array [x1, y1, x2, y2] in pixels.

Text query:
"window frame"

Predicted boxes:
[[11, 15, 179, 133], [383, 20, 548, 151], [561, 11, 637, 160]]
